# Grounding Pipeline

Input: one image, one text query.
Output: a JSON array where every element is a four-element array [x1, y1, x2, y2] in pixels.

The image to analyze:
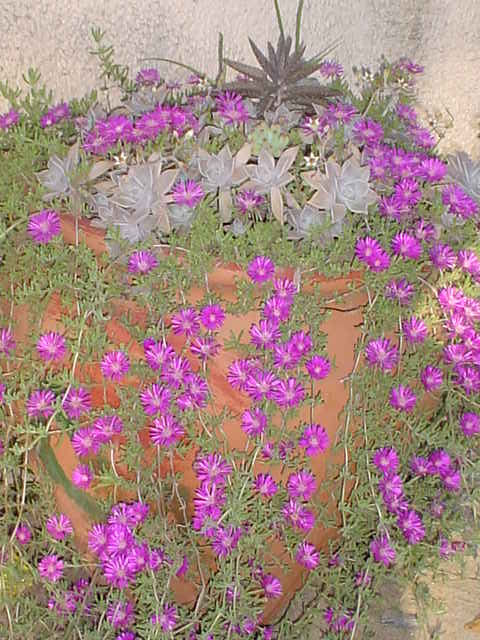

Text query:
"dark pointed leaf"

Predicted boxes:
[[223, 58, 267, 82], [248, 37, 275, 78]]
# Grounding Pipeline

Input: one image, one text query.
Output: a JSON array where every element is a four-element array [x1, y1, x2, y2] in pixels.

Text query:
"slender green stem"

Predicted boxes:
[[295, 0, 305, 52], [273, 0, 285, 40]]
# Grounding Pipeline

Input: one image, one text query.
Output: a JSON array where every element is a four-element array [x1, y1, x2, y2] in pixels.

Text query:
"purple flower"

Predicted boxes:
[[365, 337, 399, 372], [241, 407, 267, 438], [172, 179, 204, 208], [324, 101, 358, 126], [212, 525, 242, 557], [263, 296, 291, 324], [38, 555, 64, 582], [372, 447, 399, 475], [273, 277, 298, 302], [393, 178, 422, 208], [295, 541, 320, 570], [385, 278, 415, 305], [149, 414, 185, 448], [236, 189, 265, 214], [272, 377, 305, 408], [171, 308, 200, 338], [107, 600, 135, 629], [397, 509, 425, 544], [151, 604, 178, 632], [298, 424, 329, 456], [420, 365, 443, 392], [127, 250, 159, 274], [429, 243, 457, 270], [144, 342, 175, 372], [250, 319, 282, 350], [46, 514, 73, 541], [428, 449, 452, 475], [0, 383, 4, 404], [282, 499, 315, 532], [379, 194, 410, 222], [193, 482, 226, 522], [200, 304, 226, 331], [410, 455, 430, 476], [72, 464, 93, 489], [88, 523, 108, 555], [139, 383, 171, 416], [354, 237, 391, 271], [0, 108, 20, 130], [101, 351, 130, 382], [161, 355, 192, 388], [413, 218, 437, 243], [442, 184, 479, 219], [190, 336, 220, 361], [36, 332, 67, 362], [26, 389, 56, 418], [391, 232, 422, 260], [419, 158, 447, 182], [227, 358, 254, 391], [245, 369, 281, 402], [288, 331, 313, 358], [437, 286, 466, 313], [389, 384, 416, 412], [27, 210, 61, 244], [273, 342, 301, 369], [136, 67, 161, 85], [215, 91, 250, 126], [261, 574, 283, 599], [287, 470, 317, 500], [254, 473, 278, 498], [457, 250, 480, 278], [370, 535, 396, 566], [318, 59, 343, 78], [0, 327, 16, 356], [454, 364, 480, 395], [352, 118, 384, 147], [460, 411, 480, 437], [402, 316, 428, 344], [247, 256, 275, 283], [91, 414, 124, 443], [194, 452, 233, 487], [15, 524, 32, 545], [378, 474, 404, 501], [103, 555, 135, 589], [440, 467, 461, 492], [63, 386, 92, 419]]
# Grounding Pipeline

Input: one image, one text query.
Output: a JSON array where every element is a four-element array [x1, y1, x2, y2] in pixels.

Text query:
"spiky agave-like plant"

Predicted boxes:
[[220, 0, 341, 116]]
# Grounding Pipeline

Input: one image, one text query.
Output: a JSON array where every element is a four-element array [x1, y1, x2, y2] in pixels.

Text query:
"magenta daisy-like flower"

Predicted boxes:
[[87, 523, 108, 556], [272, 377, 305, 408], [171, 307, 200, 338], [241, 407, 267, 438], [190, 335, 220, 361], [149, 414, 185, 447], [385, 278, 415, 305], [354, 237, 391, 271], [389, 384, 416, 412], [420, 365, 443, 392], [136, 67, 161, 85], [305, 355, 331, 380], [0, 327, 16, 356], [26, 389, 56, 418], [162, 355, 192, 388], [298, 424, 329, 456], [101, 351, 130, 382], [273, 342, 300, 369], [227, 358, 253, 391], [419, 158, 447, 183], [402, 316, 428, 344], [261, 574, 283, 599], [364, 337, 399, 372], [441, 467, 461, 492], [151, 604, 178, 632], [107, 599, 135, 629], [103, 555, 135, 590], [454, 364, 480, 395], [393, 178, 422, 208], [144, 341, 175, 372], [15, 524, 32, 545], [413, 218, 437, 243], [254, 473, 278, 498], [212, 525, 243, 557], [282, 499, 315, 532], [63, 386, 92, 419], [127, 250, 159, 274], [397, 509, 425, 544], [194, 451, 233, 487], [370, 535, 396, 566], [139, 383, 171, 416], [38, 555, 64, 582], [172, 179, 204, 208], [442, 184, 479, 219], [91, 414, 124, 443], [457, 250, 480, 278], [0, 108, 20, 130], [193, 482, 226, 522], [200, 304, 226, 331], [215, 91, 250, 126], [245, 369, 281, 402], [287, 470, 317, 501], [263, 295, 291, 324], [288, 331, 313, 358], [71, 464, 93, 489], [429, 243, 457, 270], [372, 447, 399, 475], [391, 232, 422, 260], [410, 455, 430, 476], [27, 209, 61, 244], [295, 541, 320, 570], [247, 256, 275, 283], [352, 118, 384, 147], [236, 189, 265, 214], [318, 59, 343, 78], [250, 319, 282, 350], [378, 474, 404, 501], [36, 332, 67, 362], [46, 514, 73, 541], [379, 194, 410, 222], [437, 286, 466, 313], [460, 411, 480, 437]]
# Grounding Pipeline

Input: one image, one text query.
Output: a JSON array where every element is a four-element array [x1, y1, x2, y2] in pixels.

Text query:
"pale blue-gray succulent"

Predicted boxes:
[[447, 151, 480, 202], [36, 142, 80, 200], [287, 203, 346, 244]]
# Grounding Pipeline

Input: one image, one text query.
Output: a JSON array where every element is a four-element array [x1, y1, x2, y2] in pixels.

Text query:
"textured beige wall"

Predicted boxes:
[[1, 0, 479, 156]]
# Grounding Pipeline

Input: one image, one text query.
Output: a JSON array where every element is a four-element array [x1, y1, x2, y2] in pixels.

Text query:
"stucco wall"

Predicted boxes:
[[1, 0, 479, 156]]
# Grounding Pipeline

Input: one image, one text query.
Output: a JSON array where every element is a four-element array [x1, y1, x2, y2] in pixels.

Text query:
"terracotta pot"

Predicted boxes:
[[10, 213, 368, 622]]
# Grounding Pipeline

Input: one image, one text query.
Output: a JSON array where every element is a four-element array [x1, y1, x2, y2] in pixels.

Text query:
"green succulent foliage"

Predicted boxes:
[[221, 2, 340, 116], [248, 122, 289, 157]]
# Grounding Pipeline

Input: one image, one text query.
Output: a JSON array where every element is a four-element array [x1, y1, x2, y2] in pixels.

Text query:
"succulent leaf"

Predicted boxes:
[[447, 151, 480, 201]]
